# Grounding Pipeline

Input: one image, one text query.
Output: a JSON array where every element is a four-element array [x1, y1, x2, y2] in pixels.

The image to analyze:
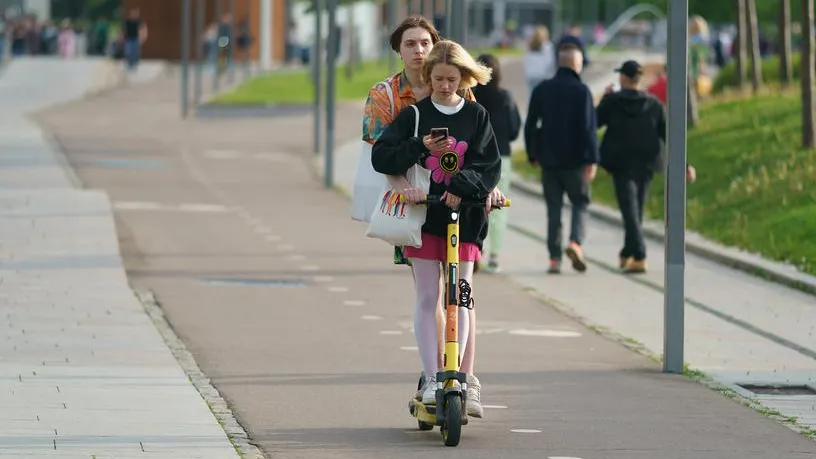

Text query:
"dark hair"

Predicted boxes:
[[472, 53, 504, 116], [389, 16, 441, 52], [476, 54, 501, 88], [558, 42, 580, 53]]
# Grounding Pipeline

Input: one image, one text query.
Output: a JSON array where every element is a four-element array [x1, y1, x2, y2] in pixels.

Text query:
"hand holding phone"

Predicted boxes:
[[423, 127, 450, 152], [430, 127, 448, 139]]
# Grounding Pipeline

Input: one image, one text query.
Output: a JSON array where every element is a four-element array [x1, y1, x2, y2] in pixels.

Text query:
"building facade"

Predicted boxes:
[[122, 0, 286, 62], [1, 0, 49, 20]]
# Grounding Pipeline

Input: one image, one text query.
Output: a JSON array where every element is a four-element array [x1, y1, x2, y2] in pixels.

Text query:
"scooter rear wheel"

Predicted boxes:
[[440, 394, 462, 446]]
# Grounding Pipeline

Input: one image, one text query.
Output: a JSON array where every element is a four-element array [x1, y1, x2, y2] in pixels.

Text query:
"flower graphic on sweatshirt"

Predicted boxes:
[[426, 137, 467, 185]]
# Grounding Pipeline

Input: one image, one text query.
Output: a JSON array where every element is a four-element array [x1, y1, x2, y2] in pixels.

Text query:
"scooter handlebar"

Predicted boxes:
[[417, 194, 511, 209]]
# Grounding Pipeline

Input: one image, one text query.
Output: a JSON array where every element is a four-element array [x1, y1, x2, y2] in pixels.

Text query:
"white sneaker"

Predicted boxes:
[[466, 374, 483, 418], [421, 376, 437, 405]]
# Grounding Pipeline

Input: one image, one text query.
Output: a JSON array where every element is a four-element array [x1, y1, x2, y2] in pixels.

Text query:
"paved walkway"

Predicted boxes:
[[23, 55, 816, 459], [320, 54, 816, 436], [0, 58, 242, 458]]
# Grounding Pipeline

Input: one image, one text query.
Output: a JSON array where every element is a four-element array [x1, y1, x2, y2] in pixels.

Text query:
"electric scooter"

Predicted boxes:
[[407, 193, 510, 446]]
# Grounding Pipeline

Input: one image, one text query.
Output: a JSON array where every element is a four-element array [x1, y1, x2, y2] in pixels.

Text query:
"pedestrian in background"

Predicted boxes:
[[122, 8, 147, 70], [57, 19, 75, 58], [557, 24, 589, 70], [597, 60, 697, 273], [522, 26, 555, 97], [524, 46, 599, 274], [473, 53, 521, 273]]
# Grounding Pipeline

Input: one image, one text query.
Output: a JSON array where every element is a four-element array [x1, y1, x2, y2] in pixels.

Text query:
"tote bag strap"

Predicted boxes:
[[383, 81, 395, 116], [410, 105, 419, 137]]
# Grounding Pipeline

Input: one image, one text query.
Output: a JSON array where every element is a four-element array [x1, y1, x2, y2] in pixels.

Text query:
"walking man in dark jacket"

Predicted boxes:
[[524, 46, 599, 274], [597, 60, 695, 273]]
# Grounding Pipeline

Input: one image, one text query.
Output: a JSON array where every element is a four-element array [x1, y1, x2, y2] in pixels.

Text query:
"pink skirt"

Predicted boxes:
[[404, 232, 482, 262]]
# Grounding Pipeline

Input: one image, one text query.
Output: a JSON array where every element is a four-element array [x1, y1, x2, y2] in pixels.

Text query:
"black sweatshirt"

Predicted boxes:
[[524, 67, 600, 169], [471, 85, 522, 157], [371, 98, 501, 248], [596, 89, 666, 174]]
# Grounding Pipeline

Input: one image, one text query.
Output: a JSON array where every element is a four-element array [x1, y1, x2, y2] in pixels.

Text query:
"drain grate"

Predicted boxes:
[[737, 384, 816, 396], [202, 278, 305, 287]]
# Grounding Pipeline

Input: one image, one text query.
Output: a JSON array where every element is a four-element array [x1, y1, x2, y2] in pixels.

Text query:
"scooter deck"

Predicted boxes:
[[408, 398, 469, 426], [408, 397, 437, 424]]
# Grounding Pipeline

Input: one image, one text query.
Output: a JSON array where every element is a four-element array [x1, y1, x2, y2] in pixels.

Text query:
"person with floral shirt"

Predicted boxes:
[[362, 16, 502, 418]]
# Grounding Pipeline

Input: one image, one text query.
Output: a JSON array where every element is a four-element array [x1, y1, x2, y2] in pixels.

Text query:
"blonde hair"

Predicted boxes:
[[689, 15, 709, 38], [528, 26, 550, 52], [422, 40, 492, 90]]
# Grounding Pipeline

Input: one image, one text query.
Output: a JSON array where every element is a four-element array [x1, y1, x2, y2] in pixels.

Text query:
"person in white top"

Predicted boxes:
[[523, 26, 555, 97]]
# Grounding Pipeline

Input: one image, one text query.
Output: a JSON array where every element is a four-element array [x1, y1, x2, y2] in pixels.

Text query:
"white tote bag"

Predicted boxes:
[[365, 105, 430, 248], [350, 82, 396, 222]]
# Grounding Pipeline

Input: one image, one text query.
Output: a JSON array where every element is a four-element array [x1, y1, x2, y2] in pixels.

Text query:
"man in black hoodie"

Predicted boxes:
[[525, 46, 599, 274], [596, 60, 671, 274]]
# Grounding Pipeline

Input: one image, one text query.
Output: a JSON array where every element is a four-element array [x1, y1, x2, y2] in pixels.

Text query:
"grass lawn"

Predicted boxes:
[[210, 60, 391, 105], [512, 88, 816, 276], [210, 46, 522, 105]]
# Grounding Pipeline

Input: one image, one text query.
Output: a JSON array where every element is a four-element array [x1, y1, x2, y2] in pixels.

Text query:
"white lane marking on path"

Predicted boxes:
[[114, 201, 233, 213], [508, 329, 582, 338], [300, 266, 320, 272], [251, 152, 289, 162], [548, 457, 583, 459], [482, 405, 508, 409], [476, 328, 506, 335], [343, 300, 366, 306], [361, 315, 382, 321], [511, 429, 541, 434], [400, 346, 418, 351], [313, 276, 334, 283], [204, 149, 241, 159], [114, 201, 163, 210], [179, 203, 232, 213], [379, 330, 402, 335]]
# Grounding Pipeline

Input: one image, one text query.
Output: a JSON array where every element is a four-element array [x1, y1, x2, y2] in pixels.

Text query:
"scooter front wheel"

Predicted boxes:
[[440, 394, 462, 446]]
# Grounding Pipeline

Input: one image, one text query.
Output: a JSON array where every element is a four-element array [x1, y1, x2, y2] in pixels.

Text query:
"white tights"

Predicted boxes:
[[411, 259, 473, 378]]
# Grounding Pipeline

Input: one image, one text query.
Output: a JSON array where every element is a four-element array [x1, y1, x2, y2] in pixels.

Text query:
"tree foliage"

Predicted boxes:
[[564, 0, 804, 27], [639, 0, 802, 25], [50, 0, 121, 20]]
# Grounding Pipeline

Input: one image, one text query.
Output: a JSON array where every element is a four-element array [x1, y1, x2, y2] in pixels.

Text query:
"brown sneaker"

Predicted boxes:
[[547, 259, 561, 274], [564, 242, 587, 272], [619, 256, 631, 269], [623, 259, 647, 274]]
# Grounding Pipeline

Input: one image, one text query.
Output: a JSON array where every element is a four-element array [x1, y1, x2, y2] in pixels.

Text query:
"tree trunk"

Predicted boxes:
[[735, 0, 748, 89], [779, 0, 793, 87], [746, 0, 763, 92], [802, 0, 816, 148]]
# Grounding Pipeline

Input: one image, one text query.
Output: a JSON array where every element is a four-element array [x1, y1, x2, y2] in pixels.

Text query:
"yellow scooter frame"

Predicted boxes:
[[407, 194, 510, 446]]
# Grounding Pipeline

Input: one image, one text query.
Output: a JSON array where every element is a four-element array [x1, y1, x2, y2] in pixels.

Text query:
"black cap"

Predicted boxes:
[[614, 60, 643, 78]]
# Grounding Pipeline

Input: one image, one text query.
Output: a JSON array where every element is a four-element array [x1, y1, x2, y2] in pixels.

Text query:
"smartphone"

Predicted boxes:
[[430, 127, 448, 140]]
